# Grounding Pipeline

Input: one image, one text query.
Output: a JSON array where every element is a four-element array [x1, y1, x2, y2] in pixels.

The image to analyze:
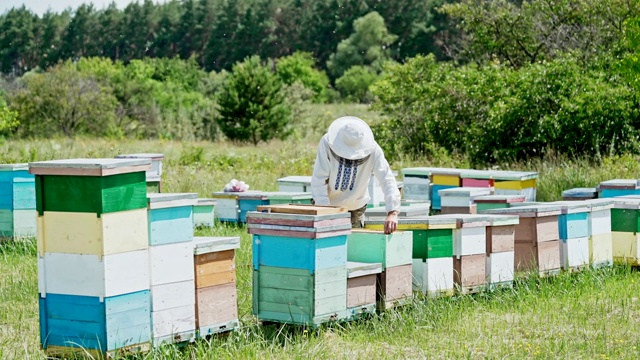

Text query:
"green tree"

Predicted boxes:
[[335, 65, 378, 103], [276, 51, 330, 103], [216, 56, 291, 145], [326, 11, 398, 79]]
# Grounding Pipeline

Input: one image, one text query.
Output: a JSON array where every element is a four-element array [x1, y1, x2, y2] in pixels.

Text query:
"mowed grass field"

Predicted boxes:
[[2, 104, 640, 359]]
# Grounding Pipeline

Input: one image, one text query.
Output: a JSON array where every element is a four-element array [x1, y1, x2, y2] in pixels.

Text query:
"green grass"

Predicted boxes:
[[3, 109, 640, 358]]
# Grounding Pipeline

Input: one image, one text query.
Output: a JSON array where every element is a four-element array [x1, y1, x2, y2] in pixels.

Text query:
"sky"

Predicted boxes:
[[1, 0, 146, 16]]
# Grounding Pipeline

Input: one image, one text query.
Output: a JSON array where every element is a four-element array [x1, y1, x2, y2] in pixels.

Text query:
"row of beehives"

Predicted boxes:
[[30, 158, 240, 359]]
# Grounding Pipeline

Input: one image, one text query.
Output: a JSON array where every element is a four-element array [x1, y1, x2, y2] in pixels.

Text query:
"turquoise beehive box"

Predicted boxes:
[[147, 193, 198, 246], [346, 230, 412, 270], [0, 163, 37, 238]]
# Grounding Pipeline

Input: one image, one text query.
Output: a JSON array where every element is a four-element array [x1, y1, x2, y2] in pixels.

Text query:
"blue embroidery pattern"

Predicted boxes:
[[331, 149, 370, 192]]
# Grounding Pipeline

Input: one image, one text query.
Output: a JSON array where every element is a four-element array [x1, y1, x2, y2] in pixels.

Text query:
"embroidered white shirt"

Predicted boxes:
[[311, 134, 401, 213]]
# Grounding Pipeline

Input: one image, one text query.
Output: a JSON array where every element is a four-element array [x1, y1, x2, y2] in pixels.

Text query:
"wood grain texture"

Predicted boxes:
[[440, 205, 477, 215], [486, 225, 515, 253], [151, 280, 195, 312], [453, 254, 486, 287], [347, 274, 377, 308], [151, 304, 196, 340], [195, 282, 238, 327], [196, 270, 236, 288], [377, 264, 412, 303]]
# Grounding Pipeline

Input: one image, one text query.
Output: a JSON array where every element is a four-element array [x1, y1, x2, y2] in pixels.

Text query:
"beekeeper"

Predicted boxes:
[[311, 116, 400, 233]]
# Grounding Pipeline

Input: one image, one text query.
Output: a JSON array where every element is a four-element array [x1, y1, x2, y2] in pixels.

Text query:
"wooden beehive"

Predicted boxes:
[[412, 257, 454, 296], [598, 179, 640, 198], [265, 191, 313, 206], [0, 164, 37, 238], [211, 193, 240, 222], [491, 170, 538, 202], [484, 214, 518, 288], [147, 193, 198, 246], [561, 188, 598, 201], [193, 198, 216, 227], [376, 264, 413, 310], [364, 203, 431, 221], [193, 236, 241, 337], [473, 195, 526, 212], [276, 175, 312, 193], [346, 261, 382, 318], [554, 201, 590, 270], [347, 229, 413, 270], [610, 197, 640, 265], [453, 254, 486, 293], [115, 153, 164, 193], [439, 187, 492, 213], [401, 168, 431, 201]]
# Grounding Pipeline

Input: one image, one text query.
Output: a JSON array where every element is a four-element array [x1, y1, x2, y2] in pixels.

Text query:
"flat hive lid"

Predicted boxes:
[[473, 195, 526, 203], [0, 163, 29, 171], [277, 176, 312, 184], [193, 236, 240, 254], [479, 204, 562, 217], [116, 153, 164, 160], [265, 191, 313, 200], [347, 261, 383, 278], [612, 196, 640, 209], [365, 204, 431, 217], [196, 198, 217, 206], [367, 215, 458, 229], [211, 190, 269, 200], [459, 169, 493, 180], [29, 158, 151, 176], [483, 214, 520, 226], [434, 213, 491, 227], [491, 170, 538, 181], [561, 188, 597, 197], [549, 201, 590, 214], [599, 179, 640, 189], [401, 167, 464, 177], [581, 198, 614, 211], [438, 187, 492, 197], [147, 192, 198, 209]]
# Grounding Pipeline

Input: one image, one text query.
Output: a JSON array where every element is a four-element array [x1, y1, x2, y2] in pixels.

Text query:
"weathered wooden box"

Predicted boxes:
[[0, 209, 36, 238], [147, 193, 197, 246], [514, 240, 562, 274], [39, 290, 151, 357], [554, 201, 590, 270], [38, 250, 150, 300], [193, 198, 216, 227], [193, 236, 241, 336], [347, 229, 412, 270], [29, 158, 151, 216], [436, 214, 490, 258], [453, 253, 486, 293], [346, 261, 382, 318], [150, 280, 197, 346], [460, 169, 494, 189], [485, 215, 518, 253], [412, 257, 454, 296], [252, 265, 347, 326], [611, 198, 640, 264], [36, 208, 148, 258], [598, 179, 640, 198], [377, 264, 413, 310], [212, 191, 269, 223]]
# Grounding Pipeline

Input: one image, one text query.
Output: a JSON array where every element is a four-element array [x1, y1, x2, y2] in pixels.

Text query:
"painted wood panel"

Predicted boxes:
[[403, 176, 430, 201], [589, 209, 612, 236], [39, 290, 151, 352], [486, 251, 514, 284], [515, 216, 560, 243], [486, 225, 515, 253], [151, 280, 196, 312], [195, 282, 238, 329], [37, 209, 148, 258], [193, 236, 240, 255], [430, 185, 458, 210], [461, 178, 492, 188], [39, 250, 150, 300], [431, 174, 460, 186], [347, 261, 382, 278], [151, 304, 196, 345], [239, 198, 269, 223], [440, 205, 478, 215], [35, 172, 148, 216], [453, 254, 486, 288], [213, 198, 239, 222], [537, 240, 562, 272], [29, 158, 151, 176], [115, 153, 163, 179], [590, 233, 613, 266], [148, 206, 194, 246], [560, 236, 589, 270], [149, 242, 195, 286], [347, 274, 377, 308], [411, 229, 453, 260], [493, 188, 537, 202], [195, 250, 235, 283], [453, 226, 486, 257], [558, 213, 589, 240], [11, 209, 37, 237], [611, 209, 640, 233], [347, 230, 412, 270], [193, 204, 215, 227], [412, 257, 454, 295], [377, 264, 412, 310], [514, 240, 561, 273], [252, 234, 347, 273], [612, 231, 640, 261], [494, 179, 536, 190]]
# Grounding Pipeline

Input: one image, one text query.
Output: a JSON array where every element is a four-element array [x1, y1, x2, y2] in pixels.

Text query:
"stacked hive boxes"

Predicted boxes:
[[115, 153, 164, 193], [347, 229, 413, 310], [492, 171, 538, 202], [193, 236, 241, 337], [0, 163, 36, 238], [610, 196, 640, 265], [193, 198, 217, 227], [584, 199, 614, 267], [346, 261, 382, 319], [147, 193, 198, 346], [554, 202, 590, 271], [249, 205, 351, 326], [474, 195, 526, 212], [481, 204, 562, 276], [561, 188, 598, 201], [33, 158, 152, 358], [439, 187, 492, 215], [429, 169, 462, 212], [460, 170, 494, 189], [438, 214, 490, 294], [598, 179, 640, 198], [365, 217, 458, 297], [484, 215, 518, 290], [364, 203, 431, 222]]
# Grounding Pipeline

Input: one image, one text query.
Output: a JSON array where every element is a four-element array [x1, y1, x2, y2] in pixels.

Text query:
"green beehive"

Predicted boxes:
[[412, 229, 454, 259], [347, 230, 412, 270], [611, 208, 640, 233]]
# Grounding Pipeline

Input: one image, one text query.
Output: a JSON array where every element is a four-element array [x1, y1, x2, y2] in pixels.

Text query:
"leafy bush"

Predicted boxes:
[[335, 65, 379, 103], [216, 56, 291, 145], [276, 52, 330, 103]]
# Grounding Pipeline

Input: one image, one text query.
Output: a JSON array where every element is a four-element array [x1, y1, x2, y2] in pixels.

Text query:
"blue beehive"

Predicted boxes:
[[147, 193, 198, 246], [0, 163, 36, 238]]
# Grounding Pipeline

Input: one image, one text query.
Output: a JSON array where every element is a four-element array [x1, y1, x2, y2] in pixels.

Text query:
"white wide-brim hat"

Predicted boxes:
[[327, 116, 375, 160]]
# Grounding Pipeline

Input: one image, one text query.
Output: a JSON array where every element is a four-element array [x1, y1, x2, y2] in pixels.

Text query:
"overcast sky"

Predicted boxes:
[[1, 0, 149, 16]]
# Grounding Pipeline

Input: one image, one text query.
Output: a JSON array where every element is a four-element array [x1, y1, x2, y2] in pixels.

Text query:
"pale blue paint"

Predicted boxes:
[[239, 199, 269, 223], [600, 188, 640, 198], [148, 206, 194, 246], [0, 181, 36, 210], [430, 185, 457, 210], [558, 213, 589, 240], [39, 290, 151, 351], [252, 234, 347, 273]]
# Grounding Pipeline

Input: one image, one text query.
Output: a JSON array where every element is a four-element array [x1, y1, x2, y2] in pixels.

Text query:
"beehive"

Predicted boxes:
[[364, 203, 431, 222], [265, 191, 313, 206], [193, 236, 241, 337], [473, 195, 526, 212], [484, 214, 519, 289], [491, 171, 538, 202], [0, 163, 36, 238], [400, 167, 431, 201], [277, 175, 312, 193], [611, 196, 640, 265], [212, 191, 269, 223], [31, 158, 153, 357], [552, 201, 590, 271], [598, 179, 640, 198], [439, 187, 492, 215], [115, 153, 164, 193], [561, 188, 598, 201], [193, 198, 216, 227], [346, 261, 382, 319], [583, 198, 614, 267]]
